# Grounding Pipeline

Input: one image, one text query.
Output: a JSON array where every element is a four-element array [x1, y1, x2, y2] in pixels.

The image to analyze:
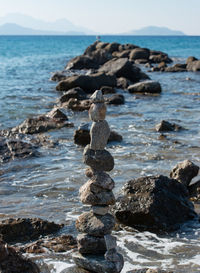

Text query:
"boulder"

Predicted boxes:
[[149, 51, 172, 63], [112, 50, 131, 58], [100, 86, 116, 94], [129, 48, 150, 60], [165, 63, 187, 72], [47, 108, 68, 121], [186, 56, 198, 65], [59, 87, 87, 103], [50, 71, 68, 81], [155, 120, 183, 132], [116, 77, 131, 89], [76, 212, 115, 236], [77, 234, 106, 254], [187, 60, 200, 71], [64, 98, 91, 111], [0, 218, 63, 243], [128, 80, 162, 94], [119, 44, 139, 51], [170, 160, 199, 187], [134, 59, 149, 64], [66, 55, 99, 70], [107, 94, 125, 105], [56, 72, 117, 93], [104, 42, 120, 53], [114, 175, 197, 231], [0, 240, 40, 273]]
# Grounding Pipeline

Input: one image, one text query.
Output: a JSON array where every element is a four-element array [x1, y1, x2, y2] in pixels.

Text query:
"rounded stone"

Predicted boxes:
[[89, 103, 107, 122], [76, 212, 115, 237], [89, 172, 115, 191], [90, 120, 110, 150], [83, 145, 114, 172], [77, 234, 106, 254], [91, 206, 109, 216]]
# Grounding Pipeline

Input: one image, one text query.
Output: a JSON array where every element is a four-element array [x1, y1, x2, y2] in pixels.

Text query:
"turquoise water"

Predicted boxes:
[[0, 36, 200, 272]]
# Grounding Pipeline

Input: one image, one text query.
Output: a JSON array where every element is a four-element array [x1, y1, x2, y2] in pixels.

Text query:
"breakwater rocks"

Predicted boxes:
[[73, 90, 124, 273]]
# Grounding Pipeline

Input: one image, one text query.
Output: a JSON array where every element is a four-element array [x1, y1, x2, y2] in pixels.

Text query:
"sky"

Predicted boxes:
[[0, 0, 199, 35]]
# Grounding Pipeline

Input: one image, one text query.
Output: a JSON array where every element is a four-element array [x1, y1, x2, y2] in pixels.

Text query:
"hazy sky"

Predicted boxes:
[[0, 0, 199, 35]]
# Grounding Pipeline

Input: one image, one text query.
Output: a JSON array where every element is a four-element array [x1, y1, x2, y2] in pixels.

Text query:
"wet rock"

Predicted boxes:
[[107, 94, 125, 105], [0, 218, 63, 243], [187, 59, 200, 71], [112, 49, 131, 58], [128, 80, 162, 94], [0, 137, 38, 163], [56, 72, 117, 93], [59, 87, 87, 103], [149, 51, 172, 63], [165, 63, 187, 72], [129, 48, 150, 61], [104, 234, 117, 250], [116, 77, 131, 89], [88, 172, 115, 191], [158, 61, 167, 70], [76, 212, 115, 236], [20, 235, 77, 254], [77, 234, 106, 254], [80, 180, 115, 206], [114, 175, 197, 231], [83, 145, 114, 172], [0, 240, 40, 273], [50, 71, 68, 81], [128, 269, 175, 273], [170, 160, 199, 187], [90, 121, 110, 150], [66, 55, 99, 70], [155, 120, 183, 132], [134, 59, 149, 64], [188, 179, 200, 199], [47, 108, 68, 121], [64, 98, 91, 111], [100, 86, 116, 94], [186, 56, 198, 65]]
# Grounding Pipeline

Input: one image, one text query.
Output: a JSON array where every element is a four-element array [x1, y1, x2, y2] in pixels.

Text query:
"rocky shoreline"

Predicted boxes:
[[0, 40, 200, 273]]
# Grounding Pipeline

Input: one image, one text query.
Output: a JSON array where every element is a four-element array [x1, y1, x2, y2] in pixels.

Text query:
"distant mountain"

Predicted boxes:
[[0, 13, 95, 35], [124, 26, 185, 36]]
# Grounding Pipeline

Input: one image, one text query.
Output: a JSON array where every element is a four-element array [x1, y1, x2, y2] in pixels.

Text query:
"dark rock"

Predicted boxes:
[[76, 212, 115, 236], [127, 269, 175, 273], [56, 72, 117, 93], [0, 218, 63, 243], [114, 175, 197, 231], [186, 56, 198, 65], [66, 55, 99, 70], [64, 98, 91, 111], [104, 42, 120, 53], [0, 240, 40, 273], [134, 59, 149, 64], [77, 234, 106, 254], [165, 63, 187, 72], [128, 81, 162, 94], [50, 71, 68, 81], [188, 179, 200, 199], [116, 77, 131, 89], [187, 60, 200, 71], [119, 44, 139, 51], [47, 108, 68, 121], [109, 130, 123, 142], [107, 94, 125, 105], [129, 48, 150, 60], [158, 62, 167, 69], [100, 86, 116, 94], [112, 50, 131, 58], [149, 51, 172, 63], [87, 171, 115, 191], [170, 160, 199, 187], [155, 120, 183, 132], [59, 87, 87, 103], [83, 145, 114, 172]]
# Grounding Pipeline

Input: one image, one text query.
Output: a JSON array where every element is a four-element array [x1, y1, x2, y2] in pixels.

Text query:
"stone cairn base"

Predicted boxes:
[[72, 90, 124, 273]]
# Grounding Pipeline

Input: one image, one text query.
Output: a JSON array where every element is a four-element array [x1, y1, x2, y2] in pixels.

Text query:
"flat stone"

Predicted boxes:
[[89, 103, 107, 122], [76, 212, 115, 237], [77, 234, 106, 254], [80, 180, 115, 205], [83, 145, 114, 172], [104, 234, 117, 250], [105, 249, 123, 264], [72, 252, 123, 273], [92, 206, 109, 215], [90, 90, 104, 103], [90, 120, 110, 150]]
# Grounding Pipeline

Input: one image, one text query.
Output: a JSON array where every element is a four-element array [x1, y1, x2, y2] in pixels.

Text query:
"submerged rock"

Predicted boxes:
[[128, 80, 162, 94], [59, 87, 87, 103], [165, 63, 187, 72], [107, 94, 125, 105], [155, 120, 183, 132], [114, 175, 197, 231]]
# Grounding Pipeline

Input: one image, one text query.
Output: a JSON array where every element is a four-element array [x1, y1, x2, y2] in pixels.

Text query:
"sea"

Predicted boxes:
[[0, 35, 200, 272]]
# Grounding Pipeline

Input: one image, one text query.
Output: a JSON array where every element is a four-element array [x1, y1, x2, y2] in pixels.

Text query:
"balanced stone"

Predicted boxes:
[[73, 252, 124, 273], [83, 145, 114, 172], [80, 181, 115, 206], [88, 172, 114, 191], [105, 249, 124, 265], [76, 211, 115, 237], [90, 120, 110, 150], [77, 234, 106, 254], [104, 234, 117, 250], [89, 103, 107, 122], [90, 90, 105, 103], [92, 205, 109, 215]]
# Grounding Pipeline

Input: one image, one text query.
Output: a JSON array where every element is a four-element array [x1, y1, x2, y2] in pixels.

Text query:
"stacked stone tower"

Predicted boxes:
[[73, 90, 124, 273]]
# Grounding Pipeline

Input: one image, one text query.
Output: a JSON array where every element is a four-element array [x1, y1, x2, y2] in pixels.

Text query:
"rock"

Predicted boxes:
[[188, 179, 200, 199], [119, 44, 139, 51], [90, 121, 110, 150], [83, 145, 114, 172], [89, 172, 115, 191], [13, 114, 73, 134], [165, 63, 187, 72], [100, 86, 116, 94], [104, 42, 120, 53], [107, 94, 125, 105], [0, 218, 63, 243], [104, 234, 117, 250], [187, 60, 200, 71], [89, 103, 107, 122], [109, 130, 123, 142], [90, 90, 104, 103], [112, 49, 131, 58], [170, 160, 199, 187], [158, 61, 167, 69], [92, 206, 109, 215], [50, 71, 68, 81], [72, 252, 123, 273], [0, 138, 38, 163], [0, 240, 40, 273], [186, 56, 198, 65], [149, 51, 172, 63], [116, 77, 130, 89], [98, 58, 142, 83], [134, 59, 149, 64], [77, 234, 106, 254], [20, 235, 77, 254], [114, 175, 197, 231], [56, 72, 117, 93], [65, 98, 91, 111], [47, 108, 68, 121], [155, 120, 183, 132], [128, 269, 174, 273], [105, 248, 123, 263], [66, 55, 99, 70], [59, 87, 87, 103], [129, 48, 150, 60], [76, 212, 115, 236], [128, 81, 162, 94], [80, 180, 115, 206]]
